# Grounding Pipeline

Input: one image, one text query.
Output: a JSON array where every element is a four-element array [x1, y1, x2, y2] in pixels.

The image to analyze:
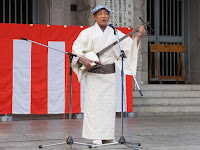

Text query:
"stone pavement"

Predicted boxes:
[[0, 115, 200, 150]]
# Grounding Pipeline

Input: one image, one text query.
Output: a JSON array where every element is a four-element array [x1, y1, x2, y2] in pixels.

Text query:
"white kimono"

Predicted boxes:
[[72, 23, 139, 140]]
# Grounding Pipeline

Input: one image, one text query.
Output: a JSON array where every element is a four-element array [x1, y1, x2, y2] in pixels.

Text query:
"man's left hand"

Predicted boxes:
[[137, 25, 145, 38], [136, 25, 145, 46]]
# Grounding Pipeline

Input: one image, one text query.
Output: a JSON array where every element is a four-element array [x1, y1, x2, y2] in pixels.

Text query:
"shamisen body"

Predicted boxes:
[[72, 5, 145, 145]]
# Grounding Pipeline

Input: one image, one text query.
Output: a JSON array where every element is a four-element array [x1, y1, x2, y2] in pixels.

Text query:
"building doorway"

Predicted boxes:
[[147, 0, 189, 83]]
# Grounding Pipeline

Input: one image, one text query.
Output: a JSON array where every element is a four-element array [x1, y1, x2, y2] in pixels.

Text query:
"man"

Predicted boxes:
[[72, 5, 145, 145]]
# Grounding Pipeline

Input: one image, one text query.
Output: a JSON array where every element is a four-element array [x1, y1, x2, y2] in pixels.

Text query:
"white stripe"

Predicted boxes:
[[48, 41, 65, 114], [13, 40, 31, 114], [116, 67, 126, 112], [80, 78, 86, 113]]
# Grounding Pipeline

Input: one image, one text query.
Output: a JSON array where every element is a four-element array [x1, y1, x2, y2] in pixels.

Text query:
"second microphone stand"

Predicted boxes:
[[112, 17, 154, 149], [20, 37, 94, 149]]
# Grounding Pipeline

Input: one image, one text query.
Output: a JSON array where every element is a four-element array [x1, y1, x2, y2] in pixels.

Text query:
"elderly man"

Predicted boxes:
[[72, 5, 145, 145]]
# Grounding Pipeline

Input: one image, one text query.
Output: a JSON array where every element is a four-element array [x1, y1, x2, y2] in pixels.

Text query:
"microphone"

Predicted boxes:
[[109, 24, 116, 35]]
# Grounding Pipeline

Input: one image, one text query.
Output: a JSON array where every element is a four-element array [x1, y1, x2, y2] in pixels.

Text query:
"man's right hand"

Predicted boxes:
[[79, 58, 92, 70]]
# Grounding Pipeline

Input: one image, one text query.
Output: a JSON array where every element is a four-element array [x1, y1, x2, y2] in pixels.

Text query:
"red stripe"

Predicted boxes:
[[31, 40, 48, 114], [0, 23, 29, 39], [29, 25, 54, 114], [118, 27, 134, 112], [126, 75, 133, 112], [0, 39, 13, 114], [71, 71, 81, 113], [65, 26, 86, 113], [117, 27, 133, 38], [65, 55, 70, 113]]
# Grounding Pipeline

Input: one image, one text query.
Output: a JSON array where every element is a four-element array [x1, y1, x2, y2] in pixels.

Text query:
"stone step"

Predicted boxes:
[[133, 90, 200, 98], [132, 84, 200, 116], [133, 97, 200, 106], [138, 84, 200, 91], [133, 105, 200, 117]]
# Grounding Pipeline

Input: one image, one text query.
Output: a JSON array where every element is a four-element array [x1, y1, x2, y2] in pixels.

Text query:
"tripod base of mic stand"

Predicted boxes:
[[66, 136, 96, 148], [39, 141, 67, 148], [90, 138, 141, 149], [119, 136, 126, 144], [39, 136, 94, 149], [66, 136, 73, 144], [119, 136, 141, 149]]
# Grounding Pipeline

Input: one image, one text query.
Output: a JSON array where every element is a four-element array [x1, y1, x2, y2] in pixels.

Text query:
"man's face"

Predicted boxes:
[[93, 9, 110, 29]]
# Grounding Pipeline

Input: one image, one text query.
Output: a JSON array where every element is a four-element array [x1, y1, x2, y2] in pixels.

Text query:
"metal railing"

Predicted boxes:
[[147, 0, 186, 82], [0, 0, 38, 24]]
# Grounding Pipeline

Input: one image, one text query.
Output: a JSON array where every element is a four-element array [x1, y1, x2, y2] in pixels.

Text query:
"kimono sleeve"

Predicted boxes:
[[114, 30, 141, 76], [72, 29, 90, 82]]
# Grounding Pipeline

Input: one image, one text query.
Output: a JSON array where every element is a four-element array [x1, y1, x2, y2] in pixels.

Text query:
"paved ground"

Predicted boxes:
[[0, 115, 200, 150]]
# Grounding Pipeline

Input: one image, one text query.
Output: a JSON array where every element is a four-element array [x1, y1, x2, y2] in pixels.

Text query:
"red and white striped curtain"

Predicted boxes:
[[0, 23, 133, 114]]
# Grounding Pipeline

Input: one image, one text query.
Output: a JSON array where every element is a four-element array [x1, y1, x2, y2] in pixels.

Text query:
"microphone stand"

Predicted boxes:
[[113, 26, 142, 150], [108, 18, 153, 150], [20, 38, 95, 149]]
